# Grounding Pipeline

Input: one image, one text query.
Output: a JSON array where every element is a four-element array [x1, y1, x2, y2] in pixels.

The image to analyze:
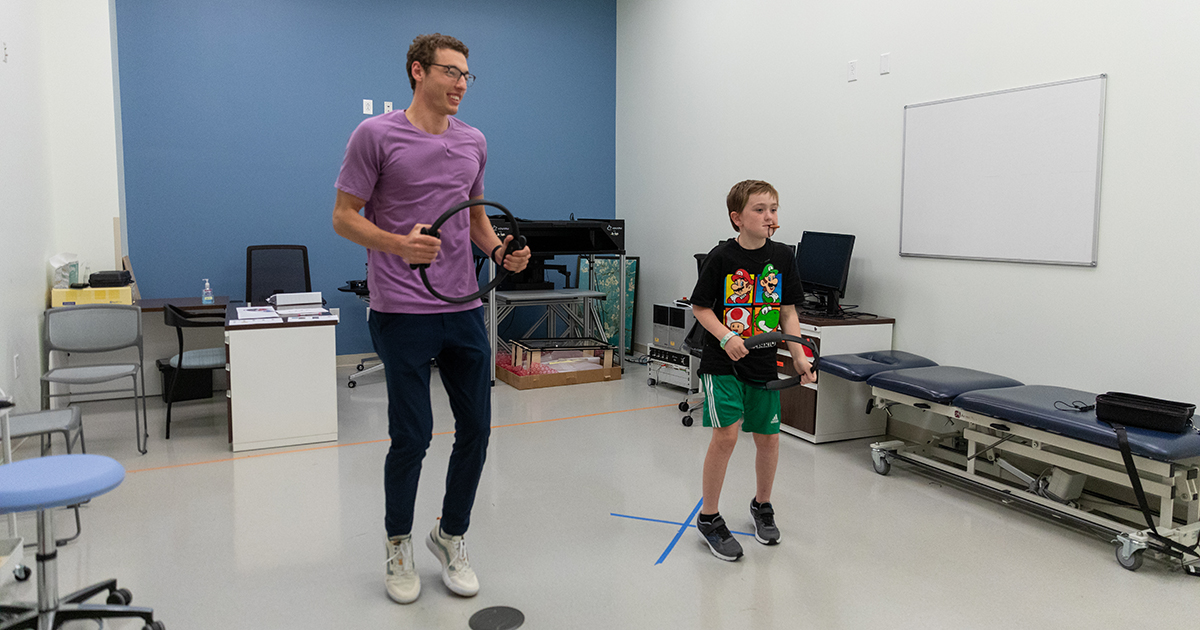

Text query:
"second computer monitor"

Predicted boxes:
[[795, 231, 855, 315]]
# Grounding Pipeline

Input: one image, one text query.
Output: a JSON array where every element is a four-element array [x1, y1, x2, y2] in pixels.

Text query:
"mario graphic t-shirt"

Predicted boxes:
[[690, 238, 802, 381]]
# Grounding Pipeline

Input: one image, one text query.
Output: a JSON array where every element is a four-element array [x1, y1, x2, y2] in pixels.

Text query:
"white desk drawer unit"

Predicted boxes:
[[224, 315, 338, 452], [776, 314, 895, 443]]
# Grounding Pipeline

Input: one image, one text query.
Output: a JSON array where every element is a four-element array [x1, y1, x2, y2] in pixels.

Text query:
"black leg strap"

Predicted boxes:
[[1112, 423, 1200, 567]]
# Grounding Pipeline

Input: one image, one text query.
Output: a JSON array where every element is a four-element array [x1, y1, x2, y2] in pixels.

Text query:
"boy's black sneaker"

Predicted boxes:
[[696, 513, 743, 561], [750, 500, 780, 545]]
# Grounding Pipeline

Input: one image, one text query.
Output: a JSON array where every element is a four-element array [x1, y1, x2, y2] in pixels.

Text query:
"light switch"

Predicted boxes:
[[880, 53, 891, 75], [848, 60, 858, 82], [363, 99, 373, 115], [384, 101, 393, 113]]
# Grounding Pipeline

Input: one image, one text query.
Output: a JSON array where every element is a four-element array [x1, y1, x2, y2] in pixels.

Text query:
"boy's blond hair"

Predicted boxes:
[[725, 180, 779, 232]]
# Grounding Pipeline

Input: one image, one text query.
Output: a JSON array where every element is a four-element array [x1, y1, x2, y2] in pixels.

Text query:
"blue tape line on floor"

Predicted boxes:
[[608, 498, 754, 565], [609, 513, 688, 527], [657, 498, 704, 565], [608, 512, 755, 538]]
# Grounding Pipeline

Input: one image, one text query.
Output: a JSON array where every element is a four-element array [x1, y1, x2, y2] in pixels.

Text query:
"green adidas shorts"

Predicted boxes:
[[700, 373, 782, 435]]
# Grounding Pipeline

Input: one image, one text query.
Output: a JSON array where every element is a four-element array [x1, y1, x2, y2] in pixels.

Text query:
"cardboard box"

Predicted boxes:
[[496, 339, 622, 390], [495, 364, 622, 390], [51, 286, 133, 307]]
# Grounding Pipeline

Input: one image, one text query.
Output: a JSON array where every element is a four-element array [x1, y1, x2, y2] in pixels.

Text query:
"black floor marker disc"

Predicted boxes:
[[469, 606, 525, 630]]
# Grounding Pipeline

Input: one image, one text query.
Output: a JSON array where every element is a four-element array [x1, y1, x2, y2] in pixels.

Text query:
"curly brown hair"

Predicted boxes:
[[406, 33, 470, 91], [725, 180, 779, 232]]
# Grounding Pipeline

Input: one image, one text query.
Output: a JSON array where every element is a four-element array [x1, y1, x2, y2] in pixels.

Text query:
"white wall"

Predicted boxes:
[[0, 0, 122, 408], [42, 0, 125, 275], [0, 0, 52, 408], [617, 0, 1200, 400]]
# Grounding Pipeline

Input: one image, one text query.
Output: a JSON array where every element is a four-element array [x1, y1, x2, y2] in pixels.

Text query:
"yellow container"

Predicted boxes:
[[51, 286, 133, 307]]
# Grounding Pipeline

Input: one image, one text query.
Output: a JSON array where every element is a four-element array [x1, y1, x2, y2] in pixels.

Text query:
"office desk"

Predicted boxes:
[[777, 314, 896, 443], [137, 296, 229, 313], [224, 306, 338, 452], [137, 296, 228, 312]]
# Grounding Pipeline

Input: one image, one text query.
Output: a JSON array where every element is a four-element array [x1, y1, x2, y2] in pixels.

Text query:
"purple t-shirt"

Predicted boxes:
[[335, 111, 487, 313]]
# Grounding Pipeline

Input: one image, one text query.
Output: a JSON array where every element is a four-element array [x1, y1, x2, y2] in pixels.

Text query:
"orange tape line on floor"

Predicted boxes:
[[125, 403, 675, 474]]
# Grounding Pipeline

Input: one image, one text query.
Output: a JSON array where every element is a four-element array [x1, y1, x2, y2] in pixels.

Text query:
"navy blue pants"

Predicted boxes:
[[368, 308, 491, 537]]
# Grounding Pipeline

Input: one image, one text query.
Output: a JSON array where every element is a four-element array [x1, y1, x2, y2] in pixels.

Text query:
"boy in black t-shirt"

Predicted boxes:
[[689, 180, 816, 561]]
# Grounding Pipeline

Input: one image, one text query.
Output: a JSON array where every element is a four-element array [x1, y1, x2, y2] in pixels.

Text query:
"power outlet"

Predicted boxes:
[[847, 60, 858, 82], [363, 99, 373, 115], [12, 354, 19, 379]]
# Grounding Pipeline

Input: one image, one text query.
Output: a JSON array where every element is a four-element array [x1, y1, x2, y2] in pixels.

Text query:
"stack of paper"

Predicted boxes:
[[227, 305, 338, 325], [275, 306, 329, 317], [229, 306, 283, 325]]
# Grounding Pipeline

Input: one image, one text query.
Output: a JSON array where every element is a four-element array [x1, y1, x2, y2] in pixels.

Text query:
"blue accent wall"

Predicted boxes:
[[115, 0, 616, 354]]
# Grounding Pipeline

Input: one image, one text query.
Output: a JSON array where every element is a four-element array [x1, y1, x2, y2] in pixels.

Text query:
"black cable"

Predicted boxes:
[[1054, 400, 1095, 412]]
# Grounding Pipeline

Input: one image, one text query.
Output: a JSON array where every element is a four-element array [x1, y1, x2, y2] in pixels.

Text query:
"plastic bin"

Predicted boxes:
[[156, 358, 214, 403]]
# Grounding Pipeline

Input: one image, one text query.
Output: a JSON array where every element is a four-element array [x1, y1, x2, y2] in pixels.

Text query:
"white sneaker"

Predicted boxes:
[[385, 535, 420, 604], [425, 525, 479, 597]]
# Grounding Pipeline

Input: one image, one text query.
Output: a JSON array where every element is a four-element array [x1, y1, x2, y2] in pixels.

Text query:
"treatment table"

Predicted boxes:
[[820, 351, 1200, 573]]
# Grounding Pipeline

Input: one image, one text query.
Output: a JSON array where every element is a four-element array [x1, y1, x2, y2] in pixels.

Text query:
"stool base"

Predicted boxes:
[[0, 509, 160, 630], [1, 579, 157, 630]]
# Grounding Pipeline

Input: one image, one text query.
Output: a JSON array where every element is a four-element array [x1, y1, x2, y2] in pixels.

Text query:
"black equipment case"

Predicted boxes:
[[1096, 392, 1195, 434], [89, 270, 133, 287]]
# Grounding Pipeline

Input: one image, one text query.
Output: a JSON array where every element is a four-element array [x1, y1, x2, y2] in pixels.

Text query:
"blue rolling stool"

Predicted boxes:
[[0, 455, 164, 630]]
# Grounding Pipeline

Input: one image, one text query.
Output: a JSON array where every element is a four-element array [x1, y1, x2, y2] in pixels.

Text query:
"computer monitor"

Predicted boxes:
[[795, 231, 855, 316]]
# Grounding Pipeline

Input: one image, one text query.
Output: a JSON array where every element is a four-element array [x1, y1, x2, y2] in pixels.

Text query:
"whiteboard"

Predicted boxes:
[[900, 75, 1106, 266]]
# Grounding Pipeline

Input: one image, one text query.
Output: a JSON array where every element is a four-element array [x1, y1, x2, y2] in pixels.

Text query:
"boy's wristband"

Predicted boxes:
[[719, 331, 737, 349]]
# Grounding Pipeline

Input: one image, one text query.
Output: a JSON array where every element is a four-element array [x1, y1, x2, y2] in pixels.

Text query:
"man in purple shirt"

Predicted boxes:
[[332, 33, 530, 606]]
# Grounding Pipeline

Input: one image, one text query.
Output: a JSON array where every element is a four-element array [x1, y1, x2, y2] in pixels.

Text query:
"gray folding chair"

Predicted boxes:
[[8, 406, 86, 545], [42, 304, 149, 454]]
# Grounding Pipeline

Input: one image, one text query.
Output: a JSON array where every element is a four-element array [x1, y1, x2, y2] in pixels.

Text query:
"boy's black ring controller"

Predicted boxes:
[[735, 332, 820, 391]]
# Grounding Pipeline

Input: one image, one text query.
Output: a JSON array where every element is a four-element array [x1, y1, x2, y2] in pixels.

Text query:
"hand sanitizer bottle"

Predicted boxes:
[[202, 278, 214, 305]]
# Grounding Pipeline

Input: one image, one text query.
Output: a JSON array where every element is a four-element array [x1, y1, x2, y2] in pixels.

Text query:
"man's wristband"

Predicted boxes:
[[489, 243, 503, 265], [719, 331, 737, 349]]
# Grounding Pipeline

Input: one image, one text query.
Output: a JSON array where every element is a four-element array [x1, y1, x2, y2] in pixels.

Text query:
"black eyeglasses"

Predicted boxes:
[[426, 63, 476, 87]]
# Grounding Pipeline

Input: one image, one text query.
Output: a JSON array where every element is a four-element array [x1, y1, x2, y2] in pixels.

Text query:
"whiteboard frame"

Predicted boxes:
[[899, 74, 1107, 267]]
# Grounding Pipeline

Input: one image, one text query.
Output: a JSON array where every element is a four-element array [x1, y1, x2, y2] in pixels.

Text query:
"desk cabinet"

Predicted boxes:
[[777, 315, 894, 443], [225, 320, 338, 452]]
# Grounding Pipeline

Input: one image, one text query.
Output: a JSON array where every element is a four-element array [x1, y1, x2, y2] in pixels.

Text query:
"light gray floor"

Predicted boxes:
[[3, 366, 1199, 629]]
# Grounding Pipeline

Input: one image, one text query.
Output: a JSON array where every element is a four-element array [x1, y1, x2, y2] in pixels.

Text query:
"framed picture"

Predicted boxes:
[[576, 256, 638, 354]]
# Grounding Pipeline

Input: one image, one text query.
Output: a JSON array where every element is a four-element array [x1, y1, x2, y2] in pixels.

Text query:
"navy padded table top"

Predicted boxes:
[[955, 385, 1200, 463], [0, 454, 125, 514], [867, 366, 1024, 405], [819, 351, 938, 382]]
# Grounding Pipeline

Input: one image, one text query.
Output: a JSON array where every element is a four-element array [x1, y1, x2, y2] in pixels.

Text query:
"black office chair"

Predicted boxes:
[[245, 245, 311, 305], [679, 253, 710, 426], [339, 273, 383, 388], [162, 304, 226, 439]]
